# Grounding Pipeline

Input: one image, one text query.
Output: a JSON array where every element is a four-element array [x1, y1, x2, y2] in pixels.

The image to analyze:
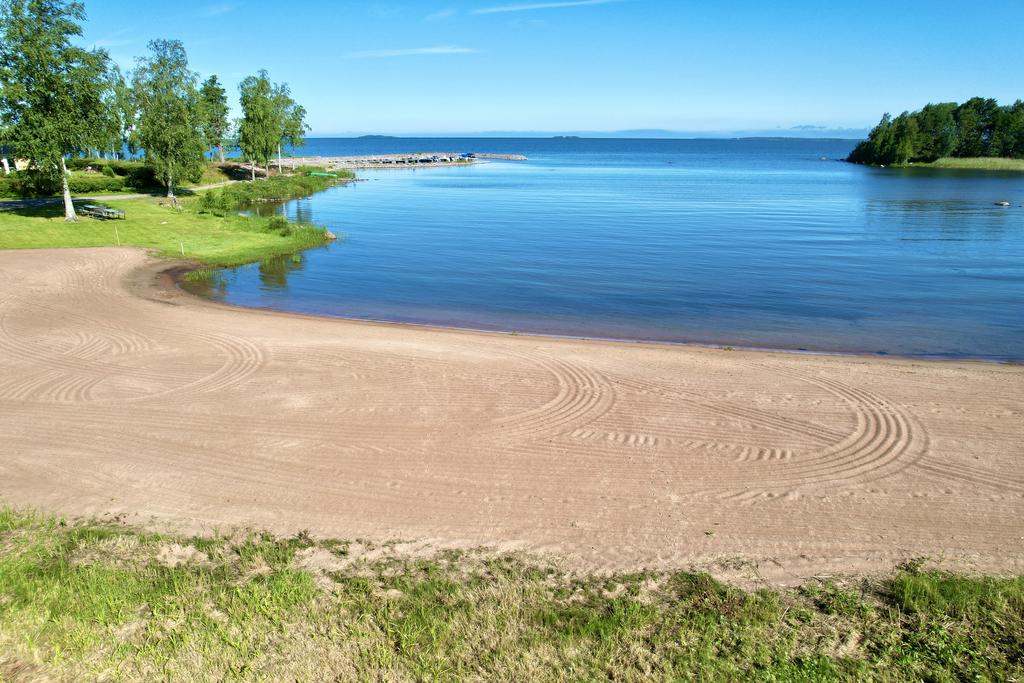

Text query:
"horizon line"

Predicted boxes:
[[300, 133, 869, 140]]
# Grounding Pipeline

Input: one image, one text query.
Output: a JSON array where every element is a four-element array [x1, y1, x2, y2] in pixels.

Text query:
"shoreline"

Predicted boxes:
[[846, 156, 1024, 174], [174, 265, 1019, 366], [2, 246, 1021, 584]]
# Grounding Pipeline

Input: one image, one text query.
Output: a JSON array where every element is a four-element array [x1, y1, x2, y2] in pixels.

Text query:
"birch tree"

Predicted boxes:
[[238, 70, 276, 181], [0, 0, 110, 221], [132, 39, 205, 200], [272, 82, 309, 173]]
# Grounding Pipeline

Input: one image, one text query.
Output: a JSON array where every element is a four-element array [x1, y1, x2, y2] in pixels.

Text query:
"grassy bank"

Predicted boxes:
[[0, 508, 1021, 681], [907, 157, 1024, 171], [0, 171, 353, 267]]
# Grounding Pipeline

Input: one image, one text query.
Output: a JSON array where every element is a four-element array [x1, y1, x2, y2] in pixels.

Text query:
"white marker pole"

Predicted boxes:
[[180, 241, 185, 256], [114, 224, 120, 245]]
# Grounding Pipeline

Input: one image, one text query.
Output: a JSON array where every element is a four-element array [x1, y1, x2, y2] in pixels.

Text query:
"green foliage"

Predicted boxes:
[[266, 215, 293, 236], [107, 63, 139, 157], [65, 157, 160, 188], [0, 506, 1022, 682], [199, 74, 229, 159], [850, 97, 1024, 166], [0, 0, 111, 217], [0, 193, 333, 267], [274, 80, 309, 155], [238, 70, 308, 174], [131, 39, 206, 197], [66, 173, 123, 193], [195, 171, 351, 216], [0, 170, 57, 197], [889, 570, 1024, 618], [237, 70, 278, 174]]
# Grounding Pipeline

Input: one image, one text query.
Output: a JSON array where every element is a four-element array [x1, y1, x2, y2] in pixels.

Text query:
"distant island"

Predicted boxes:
[[553, 135, 581, 139], [848, 97, 1024, 170]]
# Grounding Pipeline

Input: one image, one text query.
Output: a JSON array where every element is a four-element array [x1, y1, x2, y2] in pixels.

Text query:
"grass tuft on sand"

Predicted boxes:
[[0, 507, 1021, 682]]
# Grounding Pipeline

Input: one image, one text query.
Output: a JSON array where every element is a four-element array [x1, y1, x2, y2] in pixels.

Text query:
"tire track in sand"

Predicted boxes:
[[712, 363, 930, 497], [486, 349, 616, 442], [0, 296, 266, 402], [604, 364, 930, 495], [612, 375, 845, 446]]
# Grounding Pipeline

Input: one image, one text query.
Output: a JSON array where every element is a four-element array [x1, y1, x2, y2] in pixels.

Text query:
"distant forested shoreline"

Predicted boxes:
[[848, 98, 1024, 166]]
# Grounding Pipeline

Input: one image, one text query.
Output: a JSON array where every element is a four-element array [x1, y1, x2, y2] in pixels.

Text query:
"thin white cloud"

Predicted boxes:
[[348, 46, 479, 59], [202, 2, 241, 17], [473, 0, 618, 14], [91, 37, 137, 49], [87, 26, 134, 50], [425, 8, 458, 21]]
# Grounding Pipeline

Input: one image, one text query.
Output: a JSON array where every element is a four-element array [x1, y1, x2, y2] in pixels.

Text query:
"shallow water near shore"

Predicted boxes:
[[187, 138, 1024, 360]]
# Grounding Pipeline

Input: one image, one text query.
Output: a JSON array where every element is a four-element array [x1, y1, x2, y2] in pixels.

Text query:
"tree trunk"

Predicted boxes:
[[250, 162, 256, 182], [167, 170, 175, 204], [60, 158, 76, 222], [278, 143, 282, 174], [218, 144, 224, 163]]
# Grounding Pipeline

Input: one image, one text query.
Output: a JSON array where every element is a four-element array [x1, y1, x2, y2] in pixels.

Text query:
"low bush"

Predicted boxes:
[[65, 159, 160, 190], [0, 171, 59, 197], [266, 215, 293, 236], [66, 174, 125, 194], [196, 188, 230, 216], [0, 173, 26, 197], [122, 165, 158, 190], [206, 170, 353, 211]]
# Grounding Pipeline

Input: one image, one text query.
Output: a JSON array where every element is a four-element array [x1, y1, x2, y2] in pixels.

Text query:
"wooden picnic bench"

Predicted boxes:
[[80, 204, 125, 220]]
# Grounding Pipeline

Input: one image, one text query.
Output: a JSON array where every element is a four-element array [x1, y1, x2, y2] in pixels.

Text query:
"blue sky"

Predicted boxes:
[[79, 0, 1024, 136]]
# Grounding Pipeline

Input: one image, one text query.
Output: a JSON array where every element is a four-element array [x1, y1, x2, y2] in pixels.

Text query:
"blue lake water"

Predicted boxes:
[[190, 138, 1024, 360]]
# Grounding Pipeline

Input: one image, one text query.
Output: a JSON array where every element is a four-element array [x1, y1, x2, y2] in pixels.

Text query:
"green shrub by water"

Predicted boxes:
[[196, 170, 354, 216], [0, 506, 1021, 682]]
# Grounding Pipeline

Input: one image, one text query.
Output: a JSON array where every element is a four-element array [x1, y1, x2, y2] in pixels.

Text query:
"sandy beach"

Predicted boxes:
[[1, 247, 1021, 584]]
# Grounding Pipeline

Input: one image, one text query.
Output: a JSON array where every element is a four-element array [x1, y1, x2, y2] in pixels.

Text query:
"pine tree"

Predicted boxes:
[[199, 75, 229, 162]]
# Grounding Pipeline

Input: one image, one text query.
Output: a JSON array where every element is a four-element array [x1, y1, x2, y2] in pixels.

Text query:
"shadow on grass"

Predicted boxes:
[[0, 200, 131, 219]]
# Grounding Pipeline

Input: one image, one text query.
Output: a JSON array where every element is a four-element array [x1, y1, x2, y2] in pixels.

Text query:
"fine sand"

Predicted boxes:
[[1, 248, 1022, 584]]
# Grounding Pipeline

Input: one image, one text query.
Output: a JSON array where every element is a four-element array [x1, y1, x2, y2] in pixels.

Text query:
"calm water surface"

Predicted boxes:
[[189, 139, 1024, 360]]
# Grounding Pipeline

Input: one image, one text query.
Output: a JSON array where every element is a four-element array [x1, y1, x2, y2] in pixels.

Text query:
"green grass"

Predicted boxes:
[[0, 172, 353, 267], [0, 196, 328, 267], [908, 157, 1024, 171], [197, 169, 354, 213], [182, 163, 243, 188], [0, 507, 1021, 682]]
